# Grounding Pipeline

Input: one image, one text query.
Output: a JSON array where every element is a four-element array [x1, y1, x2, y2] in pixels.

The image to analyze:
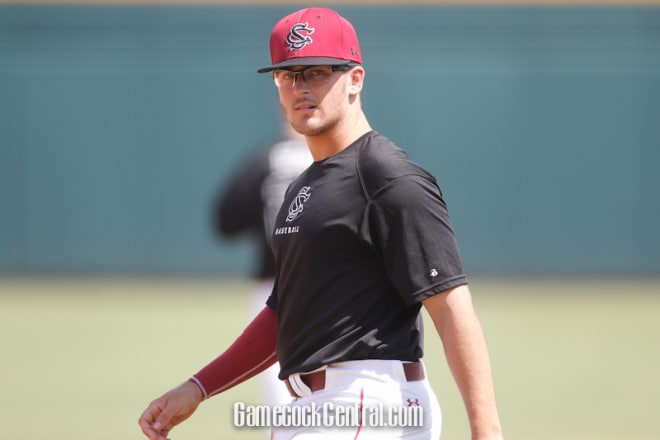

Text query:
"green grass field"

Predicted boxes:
[[1, 276, 659, 440]]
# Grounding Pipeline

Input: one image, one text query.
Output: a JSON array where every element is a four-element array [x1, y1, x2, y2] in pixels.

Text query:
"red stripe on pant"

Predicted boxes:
[[353, 388, 365, 440]]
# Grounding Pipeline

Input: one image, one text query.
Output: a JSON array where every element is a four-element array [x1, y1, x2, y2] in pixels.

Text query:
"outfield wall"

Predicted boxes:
[[1, 5, 659, 275]]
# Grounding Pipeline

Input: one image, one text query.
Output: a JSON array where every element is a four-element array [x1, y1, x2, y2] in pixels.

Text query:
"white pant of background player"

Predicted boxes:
[[272, 359, 442, 440], [250, 280, 292, 406]]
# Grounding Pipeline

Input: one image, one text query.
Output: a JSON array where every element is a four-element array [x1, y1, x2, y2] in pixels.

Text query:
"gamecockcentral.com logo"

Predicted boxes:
[[233, 401, 424, 428]]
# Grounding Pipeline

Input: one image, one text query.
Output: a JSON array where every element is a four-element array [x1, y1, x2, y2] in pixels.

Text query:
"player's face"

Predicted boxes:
[[275, 65, 360, 137]]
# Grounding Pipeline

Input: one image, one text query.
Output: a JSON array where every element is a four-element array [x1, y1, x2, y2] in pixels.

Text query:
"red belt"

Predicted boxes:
[[285, 361, 425, 398]]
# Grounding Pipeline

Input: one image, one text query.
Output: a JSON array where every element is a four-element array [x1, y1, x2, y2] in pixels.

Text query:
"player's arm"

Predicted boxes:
[[214, 148, 270, 237], [138, 305, 278, 440], [423, 284, 503, 440]]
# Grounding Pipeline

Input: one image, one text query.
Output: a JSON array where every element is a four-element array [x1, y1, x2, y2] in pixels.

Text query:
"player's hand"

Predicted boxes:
[[138, 380, 204, 440]]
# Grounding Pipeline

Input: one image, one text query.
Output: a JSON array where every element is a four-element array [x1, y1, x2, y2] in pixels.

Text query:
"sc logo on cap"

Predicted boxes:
[[286, 23, 314, 51]]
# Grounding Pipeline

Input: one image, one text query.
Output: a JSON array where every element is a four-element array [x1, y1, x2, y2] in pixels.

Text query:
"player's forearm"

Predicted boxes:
[[443, 320, 502, 439], [424, 286, 503, 439], [191, 305, 278, 399]]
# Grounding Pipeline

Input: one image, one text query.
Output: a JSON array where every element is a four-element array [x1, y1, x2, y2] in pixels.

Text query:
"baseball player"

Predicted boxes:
[[213, 118, 312, 408], [139, 7, 503, 440]]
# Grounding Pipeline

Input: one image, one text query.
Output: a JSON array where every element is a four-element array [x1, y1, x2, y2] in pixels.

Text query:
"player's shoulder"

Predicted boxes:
[[354, 131, 436, 198]]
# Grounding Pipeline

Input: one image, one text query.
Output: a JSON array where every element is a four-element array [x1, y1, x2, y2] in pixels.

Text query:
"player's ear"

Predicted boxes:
[[346, 66, 365, 95]]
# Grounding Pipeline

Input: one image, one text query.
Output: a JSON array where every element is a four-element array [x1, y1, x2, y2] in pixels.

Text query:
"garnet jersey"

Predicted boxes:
[[267, 131, 467, 379]]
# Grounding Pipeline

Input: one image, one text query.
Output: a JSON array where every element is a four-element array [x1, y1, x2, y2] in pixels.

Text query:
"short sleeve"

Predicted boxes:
[[366, 174, 467, 305]]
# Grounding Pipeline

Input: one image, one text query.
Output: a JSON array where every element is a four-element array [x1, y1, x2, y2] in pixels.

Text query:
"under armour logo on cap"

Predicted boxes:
[[286, 23, 315, 51], [257, 7, 362, 73]]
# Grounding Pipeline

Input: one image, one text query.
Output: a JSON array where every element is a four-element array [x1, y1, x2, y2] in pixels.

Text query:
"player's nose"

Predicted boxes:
[[291, 75, 311, 93]]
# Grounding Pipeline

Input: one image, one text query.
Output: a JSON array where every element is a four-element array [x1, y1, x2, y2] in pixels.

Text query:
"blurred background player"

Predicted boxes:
[[212, 117, 312, 406]]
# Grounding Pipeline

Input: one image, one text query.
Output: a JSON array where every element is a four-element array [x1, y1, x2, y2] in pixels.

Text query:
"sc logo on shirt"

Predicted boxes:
[[286, 186, 311, 222]]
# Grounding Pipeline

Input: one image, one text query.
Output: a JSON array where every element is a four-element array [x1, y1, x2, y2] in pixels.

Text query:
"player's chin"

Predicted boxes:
[[291, 120, 323, 137]]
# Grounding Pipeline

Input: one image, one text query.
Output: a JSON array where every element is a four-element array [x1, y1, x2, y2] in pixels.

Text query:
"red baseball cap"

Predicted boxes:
[[257, 7, 362, 73]]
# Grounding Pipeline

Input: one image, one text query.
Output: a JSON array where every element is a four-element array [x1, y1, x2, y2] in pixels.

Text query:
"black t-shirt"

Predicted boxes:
[[267, 131, 467, 379]]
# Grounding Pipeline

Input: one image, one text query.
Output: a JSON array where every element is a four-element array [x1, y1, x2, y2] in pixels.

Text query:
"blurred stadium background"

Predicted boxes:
[[1, 1, 659, 439]]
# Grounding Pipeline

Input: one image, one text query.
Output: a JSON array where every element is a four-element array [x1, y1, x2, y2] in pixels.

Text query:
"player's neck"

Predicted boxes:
[[306, 113, 371, 162]]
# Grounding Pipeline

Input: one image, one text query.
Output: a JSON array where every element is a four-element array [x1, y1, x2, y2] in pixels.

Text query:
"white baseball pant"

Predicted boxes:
[[271, 359, 442, 440]]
